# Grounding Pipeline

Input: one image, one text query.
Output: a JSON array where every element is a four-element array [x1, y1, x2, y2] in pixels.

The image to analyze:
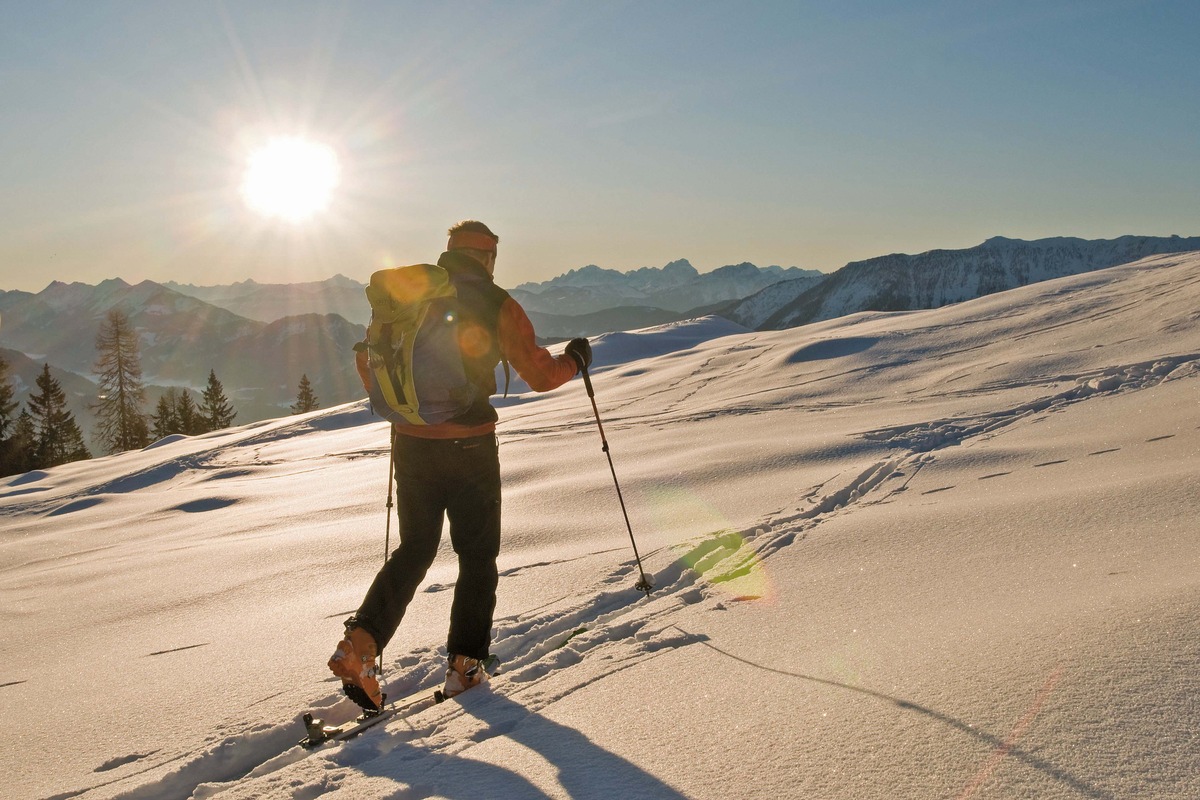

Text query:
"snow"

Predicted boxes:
[[2, 252, 1199, 799]]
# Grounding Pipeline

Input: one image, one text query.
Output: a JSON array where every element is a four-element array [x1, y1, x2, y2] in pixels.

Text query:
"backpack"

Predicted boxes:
[[355, 264, 480, 426]]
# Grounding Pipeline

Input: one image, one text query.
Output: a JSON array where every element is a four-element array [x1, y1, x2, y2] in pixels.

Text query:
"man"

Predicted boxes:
[[329, 220, 592, 710]]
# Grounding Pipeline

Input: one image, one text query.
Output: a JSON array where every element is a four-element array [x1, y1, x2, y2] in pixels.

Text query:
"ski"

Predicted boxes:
[[299, 687, 438, 749], [300, 655, 501, 749]]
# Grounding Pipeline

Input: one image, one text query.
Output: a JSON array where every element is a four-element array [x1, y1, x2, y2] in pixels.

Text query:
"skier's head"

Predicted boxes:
[[448, 220, 499, 275]]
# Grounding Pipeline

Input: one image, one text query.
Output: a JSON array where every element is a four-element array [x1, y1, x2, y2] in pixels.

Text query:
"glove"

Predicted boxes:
[[565, 337, 592, 371]]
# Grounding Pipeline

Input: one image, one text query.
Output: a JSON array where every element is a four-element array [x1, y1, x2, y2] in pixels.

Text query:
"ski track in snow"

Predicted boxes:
[[73, 447, 930, 799], [59, 383, 1023, 799], [861, 354, 1200, 453], [11, 257, 1200, 800], [44, 351, 1200, 799]]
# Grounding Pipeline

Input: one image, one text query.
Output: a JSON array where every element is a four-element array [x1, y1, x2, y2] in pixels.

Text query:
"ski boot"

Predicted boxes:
[[328, 623, 384, 711], [439, 653, 492, 700]]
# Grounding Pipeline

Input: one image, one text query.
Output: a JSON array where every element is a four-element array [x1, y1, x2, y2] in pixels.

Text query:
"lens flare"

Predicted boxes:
[[646, 486, 774, 602]]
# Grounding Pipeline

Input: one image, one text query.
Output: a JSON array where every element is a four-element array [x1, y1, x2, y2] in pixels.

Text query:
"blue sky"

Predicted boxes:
[[1, 0, 1197, 292]]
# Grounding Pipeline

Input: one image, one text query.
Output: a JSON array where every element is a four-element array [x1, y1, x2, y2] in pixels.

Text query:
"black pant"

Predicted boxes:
[[354, 433, 501, 660]]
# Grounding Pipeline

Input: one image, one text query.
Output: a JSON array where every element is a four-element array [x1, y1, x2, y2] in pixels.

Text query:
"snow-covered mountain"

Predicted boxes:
[[163, 261, 815, 335], [0, 279, 365, 419], [166, 274, 370, 326], [715, 271, 828, 329], [751, 234, 1200, 329], [2, 251, 1197, 799], [512, 259, 819, 315], [524, 306, 690, 342]]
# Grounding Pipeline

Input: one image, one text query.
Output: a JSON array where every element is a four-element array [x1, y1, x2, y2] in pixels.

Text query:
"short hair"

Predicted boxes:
[[448, 220, 498, 242]]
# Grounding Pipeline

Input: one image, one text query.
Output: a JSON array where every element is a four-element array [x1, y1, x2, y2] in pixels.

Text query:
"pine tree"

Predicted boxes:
[[92, 308, 150, 454], [291, 374, 319, 414], [0, 356, 21, 475], [0, 355, 17, 441], [175, 389, 203, 435], [4, 409, 37, 476], [151, 389, 180, 439], [28, 364, 90, 468], [200, 369, 236, 431]]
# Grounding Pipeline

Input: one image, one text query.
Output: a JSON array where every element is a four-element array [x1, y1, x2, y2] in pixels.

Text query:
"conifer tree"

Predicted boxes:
[[151, 389, 180, 440], [28, 364, 90, 468], [200, 369, 236, 431], [5, 409, 37, 476], [291, 374, 319, 414], [0, 356, 21, 475], [92, 308, 150, 453], [175, 389, 203, 435], [0, 354, 17, 441]]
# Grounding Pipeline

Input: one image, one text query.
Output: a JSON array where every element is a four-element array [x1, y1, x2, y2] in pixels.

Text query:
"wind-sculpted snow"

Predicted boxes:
[[861, 354, 1200, 453], [2, 252, 1199, 799]]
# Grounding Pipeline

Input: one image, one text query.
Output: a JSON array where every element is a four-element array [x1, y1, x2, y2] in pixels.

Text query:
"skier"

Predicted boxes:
[[329, 220, 592, 710]]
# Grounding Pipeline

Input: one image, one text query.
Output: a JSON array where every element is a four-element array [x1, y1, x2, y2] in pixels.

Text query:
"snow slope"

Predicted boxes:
[[763, 234, 1200, 329], [2, 252, 1198, 799]]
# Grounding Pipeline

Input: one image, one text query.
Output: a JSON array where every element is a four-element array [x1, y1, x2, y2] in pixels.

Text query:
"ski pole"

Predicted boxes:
[[579, 364, 654, 596], [378, 426, 397, 678]]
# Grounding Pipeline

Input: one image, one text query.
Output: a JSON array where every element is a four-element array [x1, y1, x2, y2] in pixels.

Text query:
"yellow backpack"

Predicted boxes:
[[355, 264, 478, 426]]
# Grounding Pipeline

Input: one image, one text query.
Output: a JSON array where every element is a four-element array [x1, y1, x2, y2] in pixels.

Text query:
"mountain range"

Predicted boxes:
[[165, 274, 369, 325], [3, 235, 1198, 435], [511, 259, 820, 316], [725, 234, 1200, 329], [0, 278, 365, 428]]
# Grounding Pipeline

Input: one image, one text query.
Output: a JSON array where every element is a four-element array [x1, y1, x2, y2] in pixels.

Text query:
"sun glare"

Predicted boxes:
[[241, 137, 339, 222]]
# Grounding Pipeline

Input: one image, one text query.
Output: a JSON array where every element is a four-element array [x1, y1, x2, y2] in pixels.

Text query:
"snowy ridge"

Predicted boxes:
[[3, 252, 1199, 799], [760, 234, 1200, 329], [512, 259, 817, 315]]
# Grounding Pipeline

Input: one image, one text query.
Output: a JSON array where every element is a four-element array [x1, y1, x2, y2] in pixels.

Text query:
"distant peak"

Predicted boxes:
[[569, 264, 622, 276], [662, 259, 698, 275]]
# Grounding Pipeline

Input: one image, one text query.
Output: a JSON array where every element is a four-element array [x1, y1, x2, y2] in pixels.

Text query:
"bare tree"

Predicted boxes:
[[93, 308, 149, 453]]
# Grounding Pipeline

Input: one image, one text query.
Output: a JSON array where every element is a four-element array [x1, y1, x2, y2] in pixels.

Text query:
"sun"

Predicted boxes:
[[240, 137, 339, 222]]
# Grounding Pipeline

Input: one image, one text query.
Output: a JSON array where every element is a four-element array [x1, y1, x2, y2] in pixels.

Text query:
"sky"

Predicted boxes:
[[1, 0, 1198, 293]]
